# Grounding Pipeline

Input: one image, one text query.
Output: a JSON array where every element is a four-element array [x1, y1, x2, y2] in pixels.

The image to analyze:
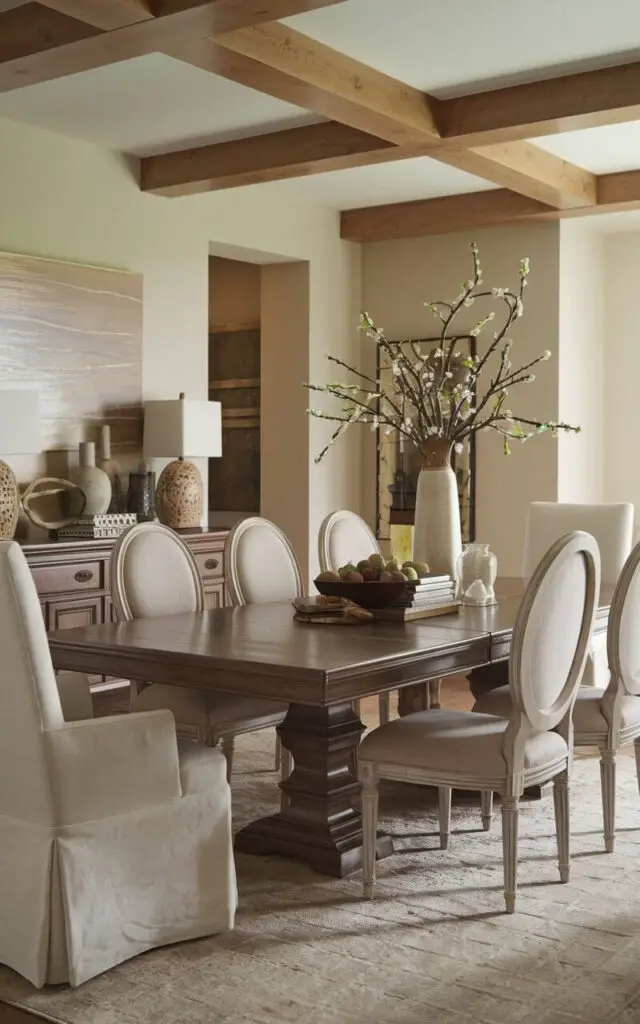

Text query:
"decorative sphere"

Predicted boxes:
[[385, 558, 401, 573], [368, 553, 385, 569], [339, 563, 358, 577], [317, 570, 340, 582], [344, 570, 364, 583], [403, 567, 419, 581]]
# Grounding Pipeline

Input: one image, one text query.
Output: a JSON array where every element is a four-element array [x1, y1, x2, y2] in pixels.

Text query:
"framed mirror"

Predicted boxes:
[[376, 335, 476, 552]]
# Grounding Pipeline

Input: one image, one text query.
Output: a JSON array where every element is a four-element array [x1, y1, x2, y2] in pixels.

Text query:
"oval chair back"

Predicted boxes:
[[318, 510, 380, 573], [508, 530, 600, 752], [225, 517, 303, 606], [110, 522, 203, 621], [607, 539, 640, 699]]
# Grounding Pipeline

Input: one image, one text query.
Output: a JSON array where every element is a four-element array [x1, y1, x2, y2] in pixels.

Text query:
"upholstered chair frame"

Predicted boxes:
[[225, 516, 305, 794], [0, 541, 236, 988], [523, 502, 633, 688], [227, 516, 304, 607], [476, 538, 640, 853], [111, 522, 288, 786], [360, 531, 600, 913]]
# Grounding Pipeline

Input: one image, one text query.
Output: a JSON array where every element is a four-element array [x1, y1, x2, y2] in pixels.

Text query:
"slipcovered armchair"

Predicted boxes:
[[0, 541, 236, 990]]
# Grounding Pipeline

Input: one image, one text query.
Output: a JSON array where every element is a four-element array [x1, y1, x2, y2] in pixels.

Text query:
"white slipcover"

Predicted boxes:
[[0, 540, 237, 989]]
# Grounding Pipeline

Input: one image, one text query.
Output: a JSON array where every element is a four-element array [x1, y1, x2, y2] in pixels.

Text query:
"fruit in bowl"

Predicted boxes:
[[314, 552, 431, 609]]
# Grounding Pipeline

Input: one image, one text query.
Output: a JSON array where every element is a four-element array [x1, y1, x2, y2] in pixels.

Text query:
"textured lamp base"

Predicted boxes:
[[155, 458, 203, 530], [0, 459, 19, 539]]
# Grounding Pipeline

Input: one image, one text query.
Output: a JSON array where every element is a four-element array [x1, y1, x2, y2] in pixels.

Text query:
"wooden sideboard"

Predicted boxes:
[[22, 529, 229, 692]]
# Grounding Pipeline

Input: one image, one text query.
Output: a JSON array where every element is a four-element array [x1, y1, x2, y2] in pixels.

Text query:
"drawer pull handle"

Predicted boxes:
[[204, 558, 219, 570], [74, 570, 94, 584]]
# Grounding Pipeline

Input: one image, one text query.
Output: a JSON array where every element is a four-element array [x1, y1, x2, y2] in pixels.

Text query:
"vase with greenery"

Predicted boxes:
[[305, 242, 579, 576]]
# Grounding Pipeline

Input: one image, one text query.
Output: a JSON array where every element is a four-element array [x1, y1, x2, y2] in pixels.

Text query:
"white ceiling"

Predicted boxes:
[[1, 0, 640, 213], [286, 0, 640, 94], [0, 54, 321, 156], [534, 122, 640, 174], [246, 156, 494, 209]]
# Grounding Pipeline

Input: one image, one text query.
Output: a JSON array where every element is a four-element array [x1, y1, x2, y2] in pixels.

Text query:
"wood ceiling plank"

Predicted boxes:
[[0, 1, 350, 92], [141, 122, 410, 196], [597, 169, 640, 209], [437, 141, 597, 209], [0, 4, 100, 65], [441, 61, 640, 145], [36, 0, 154, 30], [180, 30, 595, 209], [212, 22, 443, 145], [340, 189, 556, 243]]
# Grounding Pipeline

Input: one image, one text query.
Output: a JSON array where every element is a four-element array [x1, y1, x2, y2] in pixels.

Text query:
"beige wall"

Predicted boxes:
[[0, 117, 362, 569], [208, 256, 261, 328], [603, 232, 640, 529], [261, 263, 310, 579], [558, 222, 605, 504], [362, 224, 563, 576]]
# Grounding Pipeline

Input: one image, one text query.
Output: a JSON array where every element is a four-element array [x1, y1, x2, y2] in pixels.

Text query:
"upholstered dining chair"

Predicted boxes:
[[359, 531, 600, 913], [318, 510, 391, 725], [523, 503, 633, 687], [225, 515, 305, 786], [476, 537, 640, 853], [111, 521, 288, 784], [0, 540, 236, 989]]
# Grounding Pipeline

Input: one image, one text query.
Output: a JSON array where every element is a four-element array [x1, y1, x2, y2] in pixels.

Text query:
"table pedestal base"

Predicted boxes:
[[235, 702, 393, 877]]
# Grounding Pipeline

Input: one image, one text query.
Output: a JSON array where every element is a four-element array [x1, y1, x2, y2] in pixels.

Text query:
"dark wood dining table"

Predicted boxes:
[[48, 578, 612, 878]]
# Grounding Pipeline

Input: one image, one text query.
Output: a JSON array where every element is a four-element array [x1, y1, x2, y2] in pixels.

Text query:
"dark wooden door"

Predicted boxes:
[[208, 325, 260, 513]]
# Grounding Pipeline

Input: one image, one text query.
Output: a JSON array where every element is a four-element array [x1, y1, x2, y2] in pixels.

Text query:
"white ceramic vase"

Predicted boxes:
[[456, 542, 498, 606], [97, 425, 125, 513], [74, 441, 111, 516], [412, 441, 462, 578]]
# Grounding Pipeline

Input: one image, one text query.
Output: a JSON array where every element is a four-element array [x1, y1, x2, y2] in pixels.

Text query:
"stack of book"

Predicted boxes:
[[56, 513, 137, 540], [374, 574, 460, 621]]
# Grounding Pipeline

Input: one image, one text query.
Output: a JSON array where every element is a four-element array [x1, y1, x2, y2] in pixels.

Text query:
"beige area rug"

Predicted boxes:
[[3, 732, 640, 1024]]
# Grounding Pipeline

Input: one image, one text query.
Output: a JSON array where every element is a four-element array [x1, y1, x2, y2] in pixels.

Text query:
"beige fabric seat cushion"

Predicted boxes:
[[474, 684, 640, 738], [359, 710, 568, 780], [132, 683, 287, 735]]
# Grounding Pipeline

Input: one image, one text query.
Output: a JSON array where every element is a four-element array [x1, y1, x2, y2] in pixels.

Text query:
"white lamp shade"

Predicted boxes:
[[0, 390, 40, 455], [143, 397, 222, 459]]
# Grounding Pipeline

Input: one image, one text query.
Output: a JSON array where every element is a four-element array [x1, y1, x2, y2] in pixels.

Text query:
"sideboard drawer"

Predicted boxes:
[[31, 560, 103, 596], [192, 549, 224, 581]]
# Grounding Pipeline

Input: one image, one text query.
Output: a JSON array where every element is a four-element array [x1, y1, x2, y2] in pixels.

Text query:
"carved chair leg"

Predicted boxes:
[[481, 789, 494, 831], [634, 738, 640, 796], [360, 765, 379, 899], [221, 734, 235, 783], [378, 692, 390, 726], [501, 795, 520, 913], [438, 786, 452, 850], [428, 678, 442, 710], [599, 751, 616, 854], [553, 769, 570, 881], [274, 734, 282, 772]]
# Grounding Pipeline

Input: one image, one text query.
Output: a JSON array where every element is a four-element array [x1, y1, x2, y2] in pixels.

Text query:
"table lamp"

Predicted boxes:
[[0, 390, 41, 539], [143, 392, 222, 531]]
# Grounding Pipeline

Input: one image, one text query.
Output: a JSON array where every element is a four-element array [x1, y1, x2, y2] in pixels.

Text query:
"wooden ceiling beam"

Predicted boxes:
[[192, 27, 595, 210], [211, 22, 442, 146], [441, 60, 640, 146], [341, 189, 556, 243], [437, 141, 597, 209], [341, 169, 640, 243], [140, 122, 413, 196], [36, 0, 154, 30], [0, 0, 349, 92]]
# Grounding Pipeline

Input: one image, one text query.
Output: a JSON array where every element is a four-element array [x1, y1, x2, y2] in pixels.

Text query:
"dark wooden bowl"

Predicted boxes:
[[314, 578, 408, 609]]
